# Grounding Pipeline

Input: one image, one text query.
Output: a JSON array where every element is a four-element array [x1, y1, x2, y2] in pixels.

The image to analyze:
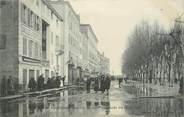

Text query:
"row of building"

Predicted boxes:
[[0, 0, 110, 93]]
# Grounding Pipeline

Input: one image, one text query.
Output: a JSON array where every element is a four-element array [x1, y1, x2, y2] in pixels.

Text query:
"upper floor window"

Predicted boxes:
[[55, 36, 59, 47], [0, 34, 6, 49], [23, 37, 27, 56], [28, 10, 31, 27], [36, 16, 40, 31], [36, 0, 39, 7], [0, 1, 7, 8], [21, 4, 28, 25], [35, 42, 39, 58], [28, 40, 33, 57], [31, 11, 34, 28]]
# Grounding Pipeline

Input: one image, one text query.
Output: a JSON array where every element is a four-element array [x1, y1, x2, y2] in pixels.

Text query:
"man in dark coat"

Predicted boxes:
[[179, 77, 184, 95], [55, 76, 61, 88], [100, 75, 105, 93], [86, 78, 91, 93], [7, 76, 13, 95], [37, 75, 44, 90], [105, 76, 111, 94], [94, 77, 99, 93], [47, 78, 51, 89], [51, 77, 56, 88], [1, 76, 7, 96], [28, 77, 37, 92], [118, 78, 123, 88], [62, 76, 66, 86]]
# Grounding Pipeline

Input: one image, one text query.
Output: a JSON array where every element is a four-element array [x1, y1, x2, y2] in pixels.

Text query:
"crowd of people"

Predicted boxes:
[[28, 75, 65, 92], [1, 74, 112, 97], [86, 75, 111, 94]]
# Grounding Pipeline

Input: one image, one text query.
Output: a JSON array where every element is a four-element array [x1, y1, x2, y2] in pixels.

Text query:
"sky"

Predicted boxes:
[[66, 0, 184, 75]]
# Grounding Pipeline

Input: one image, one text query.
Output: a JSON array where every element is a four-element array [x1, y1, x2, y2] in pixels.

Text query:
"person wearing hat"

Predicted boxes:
[[100, 75, 105, 93]]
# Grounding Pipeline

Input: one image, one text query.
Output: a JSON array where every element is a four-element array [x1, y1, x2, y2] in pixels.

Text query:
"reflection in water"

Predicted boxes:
[[0, 87, 184, 117], [28, 101, 36, 114], [0, 101, 19, 117], [123, 85, 157, 97], [101, 100, 110, 115], [94, 102, 99, 107], [125, 98, 184, 117], [86, 101, 91, 109], [123, 85, 184, 117], [37, 101, 44, 112]]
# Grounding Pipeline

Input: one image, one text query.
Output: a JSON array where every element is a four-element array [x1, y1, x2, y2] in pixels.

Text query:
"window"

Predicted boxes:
[[36, 0, 39, 7], [21, 4, 28, 25], [0, 1, 7, 6], [36, 70, 40, 80], [56, 36, 59, 48], [23, 69, 27, 85], [22, 69, 28, 91], [47, 8, 50, 17], [51, 71, 54, 77], [45, 70, 49, 81], [34, 15, 37, 30], [0, 1, 7, 8], [36, 16, 40, 31], [30, 11, 34, 28], [0, 35, 6, 49], [28, 40, 33, 57], [23, 37, 27, 56], [21, 4, 25, 23], [29, 70, 35, 80], [35, 43, 39, 58], [28, 9, 31, 27]]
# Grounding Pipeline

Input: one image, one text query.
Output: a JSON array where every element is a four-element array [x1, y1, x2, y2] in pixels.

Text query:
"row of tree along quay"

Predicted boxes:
[[122, 17, 184, 95]]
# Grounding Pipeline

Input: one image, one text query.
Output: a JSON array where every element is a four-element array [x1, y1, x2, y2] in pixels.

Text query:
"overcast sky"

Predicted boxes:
[[67, 0, 184, 75]]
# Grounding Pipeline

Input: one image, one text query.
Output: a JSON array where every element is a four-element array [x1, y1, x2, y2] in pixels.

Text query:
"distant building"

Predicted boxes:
[[80, 24, 99, 77], [49, 0, 82, 84], [99, 53, 110, 75], [80, 31, 89, 77]]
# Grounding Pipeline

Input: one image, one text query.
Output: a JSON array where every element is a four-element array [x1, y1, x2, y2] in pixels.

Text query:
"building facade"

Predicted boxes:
[[49, 0, 82, 85], [99, 53, 110, 75], [0, 0, 64, 93], [0, 0, 111, 95], [80, 24, 99, 77]]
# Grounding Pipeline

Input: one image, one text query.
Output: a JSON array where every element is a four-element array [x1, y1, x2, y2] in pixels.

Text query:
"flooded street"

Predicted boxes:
[[0, 81, 184, 117]]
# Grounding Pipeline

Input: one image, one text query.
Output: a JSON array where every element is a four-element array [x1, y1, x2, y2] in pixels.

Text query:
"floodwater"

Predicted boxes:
[[0, 82, 183, 117]]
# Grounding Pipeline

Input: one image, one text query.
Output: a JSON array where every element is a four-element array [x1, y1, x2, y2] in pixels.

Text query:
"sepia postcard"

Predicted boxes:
[[0, 0, 184, 117]]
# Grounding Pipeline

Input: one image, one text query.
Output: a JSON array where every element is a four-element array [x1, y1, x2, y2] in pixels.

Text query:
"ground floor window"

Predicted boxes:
[[51, 71, 54, 77], [29, 70, 35, 80], [22, 69, 27, 90], [36, 70, 40, 80]]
